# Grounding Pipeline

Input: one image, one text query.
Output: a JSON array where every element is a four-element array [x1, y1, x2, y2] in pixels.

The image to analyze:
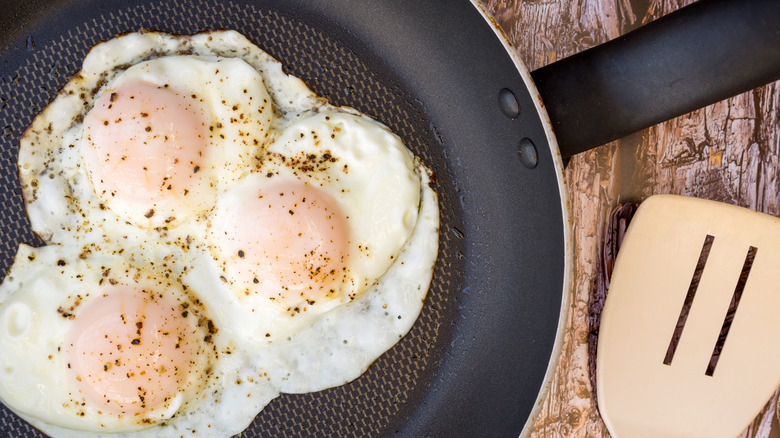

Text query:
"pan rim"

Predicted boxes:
[[470, 1, 575, 435]]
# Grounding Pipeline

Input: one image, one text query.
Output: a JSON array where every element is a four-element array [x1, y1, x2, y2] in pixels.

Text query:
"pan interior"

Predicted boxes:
[[0, 0, 463, 436]]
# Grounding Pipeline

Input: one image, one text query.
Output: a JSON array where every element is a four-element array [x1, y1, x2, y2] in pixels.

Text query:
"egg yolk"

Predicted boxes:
[[82, 81, 210, 221], [218, 181, 350, 306], [65, 288, 201, 416]]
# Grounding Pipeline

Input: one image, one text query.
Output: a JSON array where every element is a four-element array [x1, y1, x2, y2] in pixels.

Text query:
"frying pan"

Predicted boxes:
[[0, 0, 778, 436]]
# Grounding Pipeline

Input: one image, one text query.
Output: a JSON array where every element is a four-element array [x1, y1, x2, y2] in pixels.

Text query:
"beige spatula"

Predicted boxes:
[[597, 194, 780, 438]]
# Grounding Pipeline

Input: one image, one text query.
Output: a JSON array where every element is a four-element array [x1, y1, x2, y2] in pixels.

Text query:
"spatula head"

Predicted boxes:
[[597, 194, 780, 438]]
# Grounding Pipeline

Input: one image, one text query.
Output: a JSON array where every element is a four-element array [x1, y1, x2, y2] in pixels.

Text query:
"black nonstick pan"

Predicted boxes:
[[0, 0, 778, 436]]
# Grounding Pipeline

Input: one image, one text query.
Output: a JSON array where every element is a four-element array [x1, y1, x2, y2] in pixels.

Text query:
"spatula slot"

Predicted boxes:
[[705, 245, 758, 376], [663, 234, 714, 366]]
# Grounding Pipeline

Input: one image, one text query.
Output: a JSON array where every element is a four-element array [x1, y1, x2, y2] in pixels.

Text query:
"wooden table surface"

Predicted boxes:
[[481, 0, 780, 437]]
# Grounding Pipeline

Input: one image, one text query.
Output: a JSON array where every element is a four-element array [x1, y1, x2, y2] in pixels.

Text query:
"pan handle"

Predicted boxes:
[[530, 0, 780, 158]]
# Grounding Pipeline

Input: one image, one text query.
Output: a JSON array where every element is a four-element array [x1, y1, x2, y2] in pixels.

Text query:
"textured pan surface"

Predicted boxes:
[[0, 0, 565, 436]]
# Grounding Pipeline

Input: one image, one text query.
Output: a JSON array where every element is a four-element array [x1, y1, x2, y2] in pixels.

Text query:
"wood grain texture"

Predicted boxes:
[[482, 0, 780, 436]]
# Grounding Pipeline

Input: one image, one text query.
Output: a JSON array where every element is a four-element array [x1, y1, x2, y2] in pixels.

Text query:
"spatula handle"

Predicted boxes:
[[531, 0, 780, 157]]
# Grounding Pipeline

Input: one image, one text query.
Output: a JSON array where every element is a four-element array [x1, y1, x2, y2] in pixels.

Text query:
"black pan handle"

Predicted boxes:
[[530, 0, 780, 157]]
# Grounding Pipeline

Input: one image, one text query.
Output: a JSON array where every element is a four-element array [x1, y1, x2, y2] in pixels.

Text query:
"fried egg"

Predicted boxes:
[[185, 166, 437, 393], [200, 109, 422, 341], [0, 243, 278, 437], [5, 29, 440, 436], [81, 55, 273, 228], [18, 31, 307, 241]]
